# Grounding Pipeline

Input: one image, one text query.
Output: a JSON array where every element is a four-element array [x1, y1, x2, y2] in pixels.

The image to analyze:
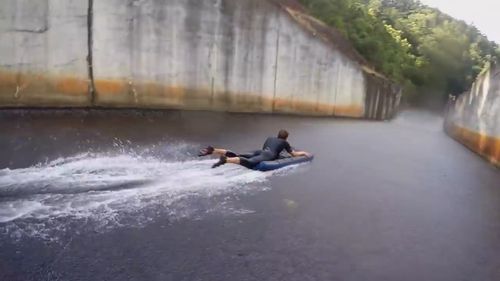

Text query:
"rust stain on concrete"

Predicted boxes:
[[274, 98, 363, 117], [52, 77, 89, 96], [333, 105, 364, 117], [94, 79, 128, 96], [95, 79, 207, 108], [0, 70, 17, 85], [0, 70, 90, 106], [448, 123, 500, 167], [93, 79, 364, 117], [316, 103, 334, 115], [226, 94, 274, 113], [2, 73, 367, 118]]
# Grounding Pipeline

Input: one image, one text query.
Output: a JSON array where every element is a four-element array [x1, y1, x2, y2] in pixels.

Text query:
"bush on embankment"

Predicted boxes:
[[299, 0, 500, 107]]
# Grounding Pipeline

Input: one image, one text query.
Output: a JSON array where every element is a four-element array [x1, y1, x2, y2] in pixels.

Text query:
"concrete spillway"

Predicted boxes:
[[0, 0, 400, 119]]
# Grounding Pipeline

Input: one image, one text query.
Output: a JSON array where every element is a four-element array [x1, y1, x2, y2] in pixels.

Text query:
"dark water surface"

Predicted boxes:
[[0, 109, 499, 281]]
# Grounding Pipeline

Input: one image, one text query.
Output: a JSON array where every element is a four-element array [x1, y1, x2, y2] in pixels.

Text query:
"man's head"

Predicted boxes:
[[277, 129, 289, 140]]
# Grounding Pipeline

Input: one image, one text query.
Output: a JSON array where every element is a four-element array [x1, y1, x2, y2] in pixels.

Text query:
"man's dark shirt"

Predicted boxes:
[[262, 137, 293, 158]]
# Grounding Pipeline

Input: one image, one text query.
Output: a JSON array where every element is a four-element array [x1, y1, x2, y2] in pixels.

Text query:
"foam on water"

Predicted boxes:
[[0, 143, 301, 240]]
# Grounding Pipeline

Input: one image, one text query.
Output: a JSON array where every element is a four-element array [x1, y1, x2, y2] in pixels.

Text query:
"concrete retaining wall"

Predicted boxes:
[[0, 0, 400, 119], [0, 0, 91, 107], [445, 63, 500, 166]]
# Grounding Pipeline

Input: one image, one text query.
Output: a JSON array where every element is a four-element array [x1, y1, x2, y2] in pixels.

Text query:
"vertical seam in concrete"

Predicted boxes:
[[211, 77, 215, 102], [87, 0, 96, 106], [333, 63, 341, 116], [272, 26, 280, 112], [209, 45, 215, 104], [363, 75, 369, 118]]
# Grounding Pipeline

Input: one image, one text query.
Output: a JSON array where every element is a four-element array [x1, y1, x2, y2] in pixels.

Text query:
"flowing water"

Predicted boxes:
[[0, 110, 303, 241], [1, 109, 499, 281]]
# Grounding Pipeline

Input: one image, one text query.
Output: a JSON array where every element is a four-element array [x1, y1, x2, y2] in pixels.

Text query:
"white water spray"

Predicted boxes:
[[0, 143, 303, 240]]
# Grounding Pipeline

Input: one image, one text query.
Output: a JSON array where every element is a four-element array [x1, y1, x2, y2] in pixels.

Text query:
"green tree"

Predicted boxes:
[[299, 0, 499, 106]]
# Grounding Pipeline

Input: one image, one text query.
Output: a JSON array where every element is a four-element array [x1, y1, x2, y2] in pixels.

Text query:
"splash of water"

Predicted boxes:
[[0, 143, 301, 240]]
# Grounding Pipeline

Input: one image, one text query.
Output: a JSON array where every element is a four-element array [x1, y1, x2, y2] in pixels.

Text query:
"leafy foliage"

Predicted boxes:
[[299, 0, 500, 105]]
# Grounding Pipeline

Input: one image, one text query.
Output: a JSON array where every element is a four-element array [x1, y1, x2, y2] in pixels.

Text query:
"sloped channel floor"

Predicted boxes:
[[0, 109, 499, 281]]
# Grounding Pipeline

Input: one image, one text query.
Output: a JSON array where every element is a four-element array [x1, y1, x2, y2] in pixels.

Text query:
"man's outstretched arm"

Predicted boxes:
[[290, 150, 311, 157]]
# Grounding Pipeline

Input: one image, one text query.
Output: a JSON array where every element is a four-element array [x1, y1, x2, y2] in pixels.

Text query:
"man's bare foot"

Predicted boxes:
[[198, 146, 214, 157]]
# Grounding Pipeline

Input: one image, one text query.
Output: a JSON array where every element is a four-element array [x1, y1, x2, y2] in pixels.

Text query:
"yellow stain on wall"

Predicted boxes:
[[53, 77, 88, 95], [273, 98, 363, 117], [2, 72, 368, 118], [0, 70, 90, 106], [449, 123, 500, 166], [0, 71, 17, 85], [135, 83, 188, 99], [94, 79, 362, 116], [333, 105, 364, 117], [94, 79, 128, 95]]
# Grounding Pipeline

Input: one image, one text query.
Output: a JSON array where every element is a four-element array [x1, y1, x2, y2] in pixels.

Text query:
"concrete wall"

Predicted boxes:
[[445, 63, 500, 166], [0, 0, 91, 106], [0, 0, 400, 119]]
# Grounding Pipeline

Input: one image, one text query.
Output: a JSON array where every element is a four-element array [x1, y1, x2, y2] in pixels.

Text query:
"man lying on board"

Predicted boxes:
[[198, 129, 311, 169]]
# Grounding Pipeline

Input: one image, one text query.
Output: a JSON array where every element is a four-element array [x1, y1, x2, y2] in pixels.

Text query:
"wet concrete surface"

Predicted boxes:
[[0, 109, 499, 281]]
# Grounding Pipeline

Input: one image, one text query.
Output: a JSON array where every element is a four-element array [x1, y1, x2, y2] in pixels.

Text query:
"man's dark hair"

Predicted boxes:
[[277, 129, 289, 140]]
